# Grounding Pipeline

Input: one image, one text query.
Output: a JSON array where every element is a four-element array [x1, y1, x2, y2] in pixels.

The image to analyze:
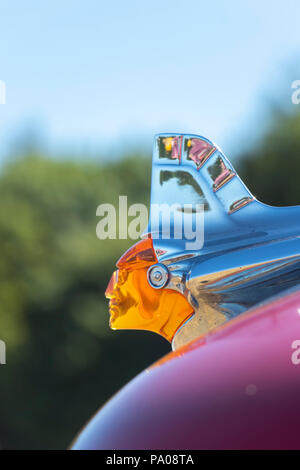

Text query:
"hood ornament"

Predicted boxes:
[[105, 133, 300, 350]]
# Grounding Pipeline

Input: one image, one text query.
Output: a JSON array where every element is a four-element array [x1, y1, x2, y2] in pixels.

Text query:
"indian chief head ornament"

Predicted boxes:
[[105, 133, 300, 350]]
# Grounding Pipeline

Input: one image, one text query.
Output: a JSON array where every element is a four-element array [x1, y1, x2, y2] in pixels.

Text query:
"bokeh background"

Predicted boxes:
[[1, 0, 300, 449]]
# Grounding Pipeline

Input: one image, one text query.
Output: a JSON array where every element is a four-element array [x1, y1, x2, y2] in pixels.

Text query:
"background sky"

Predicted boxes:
[[0, 0, 300, 159]]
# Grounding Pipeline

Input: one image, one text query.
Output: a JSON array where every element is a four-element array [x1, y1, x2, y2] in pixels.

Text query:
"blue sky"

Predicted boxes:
[[0, 0, 300, 159]]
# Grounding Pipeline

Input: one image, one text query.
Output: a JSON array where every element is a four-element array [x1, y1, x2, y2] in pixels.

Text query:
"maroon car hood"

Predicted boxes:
[[72, 288, 300, 450]]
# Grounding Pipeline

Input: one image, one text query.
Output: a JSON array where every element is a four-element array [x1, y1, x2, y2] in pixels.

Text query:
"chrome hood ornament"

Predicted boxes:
[[106, 133, 300, 350]]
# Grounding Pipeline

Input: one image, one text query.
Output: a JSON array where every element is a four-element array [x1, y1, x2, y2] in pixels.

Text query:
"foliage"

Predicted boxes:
[[0, 153, 169, 449], [237, 109, 300, 206]]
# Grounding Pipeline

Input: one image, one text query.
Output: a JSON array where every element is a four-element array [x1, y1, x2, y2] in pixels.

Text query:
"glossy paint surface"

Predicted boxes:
[[73, 288, 300, 449]]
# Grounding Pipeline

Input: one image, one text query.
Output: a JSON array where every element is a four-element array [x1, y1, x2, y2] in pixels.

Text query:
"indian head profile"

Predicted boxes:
[[105, 134, 300, 350]]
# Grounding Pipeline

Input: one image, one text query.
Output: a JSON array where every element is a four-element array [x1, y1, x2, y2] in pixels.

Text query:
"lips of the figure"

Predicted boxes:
[[108, 301, 119, 326]]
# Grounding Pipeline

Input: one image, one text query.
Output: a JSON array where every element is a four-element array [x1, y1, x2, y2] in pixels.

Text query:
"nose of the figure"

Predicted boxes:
[[105, 270, 118, 299]]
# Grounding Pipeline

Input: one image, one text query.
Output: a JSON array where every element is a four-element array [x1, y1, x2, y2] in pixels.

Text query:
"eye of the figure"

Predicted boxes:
[[116, 238, 157, 271], [117, 269, 128, 285]]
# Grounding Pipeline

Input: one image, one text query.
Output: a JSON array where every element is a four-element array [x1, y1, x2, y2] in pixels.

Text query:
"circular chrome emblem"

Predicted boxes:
[[147, 264, 169, 289]]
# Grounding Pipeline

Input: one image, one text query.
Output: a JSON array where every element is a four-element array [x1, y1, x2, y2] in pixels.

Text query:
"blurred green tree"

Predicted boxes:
[[237, 109, 300, 206], [0, 153, 169, 449]]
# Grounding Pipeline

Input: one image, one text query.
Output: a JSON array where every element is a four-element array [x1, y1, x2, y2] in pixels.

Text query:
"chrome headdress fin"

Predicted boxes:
[[145, 133, 300, 261], [143, 134, 300, 349]]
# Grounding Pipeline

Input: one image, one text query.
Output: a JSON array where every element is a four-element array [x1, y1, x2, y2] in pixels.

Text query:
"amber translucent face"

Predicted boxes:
[[105, 238, 194, 342]]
